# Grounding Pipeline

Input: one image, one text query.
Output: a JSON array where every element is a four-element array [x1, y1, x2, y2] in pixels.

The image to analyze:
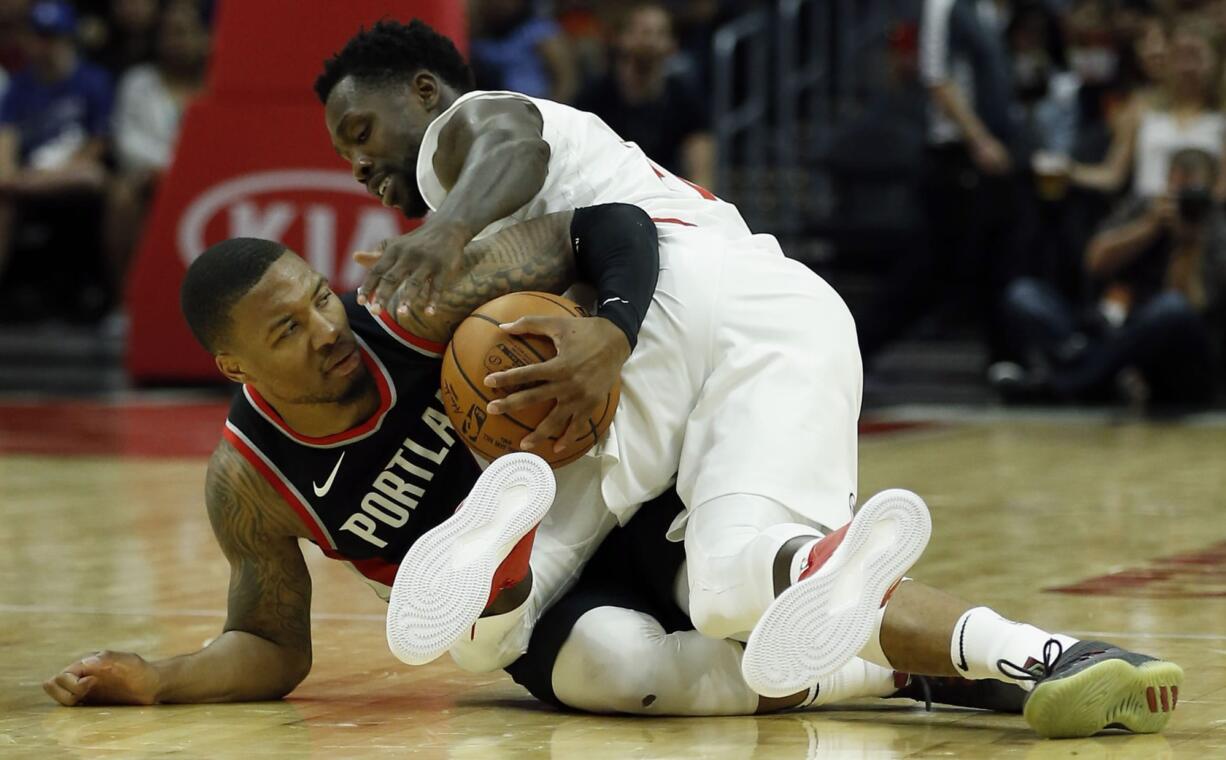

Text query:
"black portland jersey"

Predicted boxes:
[[223, 294, 482, 597]]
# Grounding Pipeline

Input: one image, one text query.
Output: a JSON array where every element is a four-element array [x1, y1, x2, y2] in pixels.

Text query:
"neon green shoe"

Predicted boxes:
[[1009, 639, 1184, 739]]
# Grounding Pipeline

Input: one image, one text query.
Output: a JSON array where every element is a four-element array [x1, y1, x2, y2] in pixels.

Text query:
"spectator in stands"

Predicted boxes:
[[470, 0, 579, 103], [1070, 20, 1225, 200], [574, 2, 715, 190], [554, 0, 607, 85], [0, 0, 112, 313], [103, 0, 208, 311], [996, 148, 1225, 407], [1009, 0, 1078, 158], [857, 0, 1022, 365], [82, 0, 158, 77]]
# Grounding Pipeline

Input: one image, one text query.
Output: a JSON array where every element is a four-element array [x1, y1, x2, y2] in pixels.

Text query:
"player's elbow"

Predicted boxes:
[[514, 134, 550, 186], [268, 650, 312, 699]]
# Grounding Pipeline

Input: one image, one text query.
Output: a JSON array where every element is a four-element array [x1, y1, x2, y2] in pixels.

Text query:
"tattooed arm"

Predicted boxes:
[[385, 209, 578, 343], [43, 441, 313, 705]]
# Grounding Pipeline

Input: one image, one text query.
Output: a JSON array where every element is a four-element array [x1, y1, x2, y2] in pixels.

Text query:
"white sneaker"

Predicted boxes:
[[741, 488, 932, 697], [386, 453, 555, 665]]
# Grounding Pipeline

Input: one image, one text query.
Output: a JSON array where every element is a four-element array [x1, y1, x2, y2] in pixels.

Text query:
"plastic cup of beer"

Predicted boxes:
[[1033, 152, 1071, 201]]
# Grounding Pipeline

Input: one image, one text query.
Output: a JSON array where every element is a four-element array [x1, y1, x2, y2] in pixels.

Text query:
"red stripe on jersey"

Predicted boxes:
[[244, 344, 393, 447], [680, 177, 718, 201], [651, 217, 696, 227], [376, 309, 446, 355], [222, 426, 333, 549]]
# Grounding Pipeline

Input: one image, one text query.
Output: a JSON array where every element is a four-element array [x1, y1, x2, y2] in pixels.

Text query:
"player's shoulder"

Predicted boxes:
[[205, 437, 303, 538], [443, 91, 544, 134]]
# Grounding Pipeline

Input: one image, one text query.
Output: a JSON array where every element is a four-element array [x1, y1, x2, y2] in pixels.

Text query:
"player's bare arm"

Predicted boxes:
[[381, 209, 577, 344], [43, 441, 313, 706], [364, 98, 549, 312]]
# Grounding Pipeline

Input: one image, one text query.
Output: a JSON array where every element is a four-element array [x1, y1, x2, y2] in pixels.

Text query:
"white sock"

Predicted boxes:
[[803, 657, 898, 707], [950, 606, 1079, 689], [449, 596, 534, 673]]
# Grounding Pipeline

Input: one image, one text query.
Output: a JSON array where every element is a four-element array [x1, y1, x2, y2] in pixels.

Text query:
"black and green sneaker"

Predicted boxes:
[[1001, 639, 1184, 739]]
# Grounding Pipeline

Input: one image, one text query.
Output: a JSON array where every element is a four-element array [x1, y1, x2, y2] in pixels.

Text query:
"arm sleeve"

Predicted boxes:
[[569, 204, 660, 350]]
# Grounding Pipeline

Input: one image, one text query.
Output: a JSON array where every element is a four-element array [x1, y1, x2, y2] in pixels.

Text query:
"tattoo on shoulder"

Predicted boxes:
[[206, 442, 312, 650]]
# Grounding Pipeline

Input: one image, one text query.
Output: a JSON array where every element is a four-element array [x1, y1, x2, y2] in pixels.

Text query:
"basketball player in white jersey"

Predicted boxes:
[[311, 19, 1183, 738]]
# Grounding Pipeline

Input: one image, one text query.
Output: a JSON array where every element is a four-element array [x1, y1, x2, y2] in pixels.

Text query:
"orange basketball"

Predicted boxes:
[[440, 292, 621, 468]]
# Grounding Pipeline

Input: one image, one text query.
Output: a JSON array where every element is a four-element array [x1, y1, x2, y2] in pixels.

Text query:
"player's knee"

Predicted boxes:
[[688, 586, 758, 640], [553, 608, 671, 714]]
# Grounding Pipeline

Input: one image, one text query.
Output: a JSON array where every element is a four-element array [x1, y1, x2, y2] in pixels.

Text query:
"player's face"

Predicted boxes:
[[217, 254, 370, 406], [325, 74, 437, 218]]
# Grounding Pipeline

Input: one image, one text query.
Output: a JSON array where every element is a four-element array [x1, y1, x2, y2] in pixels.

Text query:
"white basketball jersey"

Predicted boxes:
[[415, 90, 755, 239]]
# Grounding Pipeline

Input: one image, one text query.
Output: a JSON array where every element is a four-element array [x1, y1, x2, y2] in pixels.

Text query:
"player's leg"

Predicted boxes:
[[386, 452, 616, 667], [670, 243, 933, 688], [448, 477, 618, 673], [506, 491, 907, 716], [509, 491, 1023, 716], [876, 580, 1182, 738]]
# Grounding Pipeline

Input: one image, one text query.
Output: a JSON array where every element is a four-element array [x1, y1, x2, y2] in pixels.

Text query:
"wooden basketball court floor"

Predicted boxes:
[[1, 398, 1224, 759]]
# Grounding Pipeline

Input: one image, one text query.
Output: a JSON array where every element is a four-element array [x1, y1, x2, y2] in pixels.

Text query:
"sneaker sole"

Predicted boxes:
[[741, 488, 932, 698], [1024, 658, 1184, 738], [385, 453, 555, 665]]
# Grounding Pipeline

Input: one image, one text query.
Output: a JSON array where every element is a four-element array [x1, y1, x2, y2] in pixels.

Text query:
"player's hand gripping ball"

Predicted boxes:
[[440, 292, 620, 467]]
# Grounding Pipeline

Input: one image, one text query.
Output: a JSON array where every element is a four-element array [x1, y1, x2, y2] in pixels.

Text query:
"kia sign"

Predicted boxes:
[[177, 169, 407, 290], [126, 0, 460, 382]]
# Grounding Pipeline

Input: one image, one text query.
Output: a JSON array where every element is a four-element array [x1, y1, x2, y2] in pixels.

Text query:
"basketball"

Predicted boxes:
[[440, 292, 621, 467]]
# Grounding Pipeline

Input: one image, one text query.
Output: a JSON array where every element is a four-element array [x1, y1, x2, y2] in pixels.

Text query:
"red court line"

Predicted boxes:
[[0, 401, 933, 458], [1047, 539, 1226, 598], [0, 400, 230, 458]]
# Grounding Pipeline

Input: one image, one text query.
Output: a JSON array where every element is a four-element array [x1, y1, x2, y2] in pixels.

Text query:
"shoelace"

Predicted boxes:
[[995, 638, 1065, 683]]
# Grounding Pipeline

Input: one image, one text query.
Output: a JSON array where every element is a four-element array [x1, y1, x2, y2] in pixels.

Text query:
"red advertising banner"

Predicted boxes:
[[126, 0, 465, 382]]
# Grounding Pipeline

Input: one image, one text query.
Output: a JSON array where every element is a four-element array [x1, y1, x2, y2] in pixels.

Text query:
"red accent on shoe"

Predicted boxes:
[[1172, 686, 1179, 708], [485, 526, 538, 608], [798, 524, 851, 581], [1160, 685, 1170, 712], [880, 579, 902, 608], [1146, 686, 1158, 713], [893, 671, 911, 690]]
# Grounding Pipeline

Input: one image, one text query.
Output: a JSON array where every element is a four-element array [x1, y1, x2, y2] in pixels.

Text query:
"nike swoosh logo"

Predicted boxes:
[[313, 452, 345, 498], [600, 296, 631, 307], [956, 615, 970, 671]]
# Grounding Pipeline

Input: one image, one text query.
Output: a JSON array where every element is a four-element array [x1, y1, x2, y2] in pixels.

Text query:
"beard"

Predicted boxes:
[[290, 363, 376, 406], [401, 180, 430, 218]]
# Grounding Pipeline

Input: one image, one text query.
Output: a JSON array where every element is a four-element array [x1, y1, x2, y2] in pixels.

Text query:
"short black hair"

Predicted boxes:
[[314, 18, 473, 104], [180, 238, 288, 353]]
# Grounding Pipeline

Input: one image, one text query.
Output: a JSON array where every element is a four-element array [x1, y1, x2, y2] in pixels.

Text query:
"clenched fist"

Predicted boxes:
[[44, 650, 160, 706]]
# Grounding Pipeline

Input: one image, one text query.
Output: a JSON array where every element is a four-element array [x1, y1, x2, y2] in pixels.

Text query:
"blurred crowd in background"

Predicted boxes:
[[0, 0, 1223, 411], [0, 0, 211, 330], [858, 0, 1226, 410]]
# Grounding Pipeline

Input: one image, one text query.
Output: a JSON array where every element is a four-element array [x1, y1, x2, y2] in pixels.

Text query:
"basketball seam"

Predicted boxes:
[[518, 291, 586, 316], [446, 340, 538, 434], [468, 313, 551, 364]]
